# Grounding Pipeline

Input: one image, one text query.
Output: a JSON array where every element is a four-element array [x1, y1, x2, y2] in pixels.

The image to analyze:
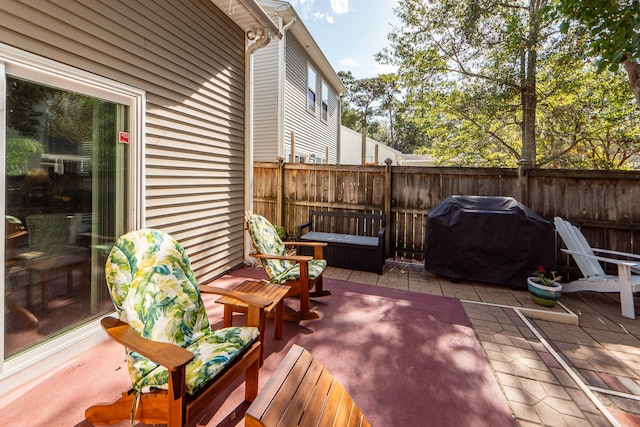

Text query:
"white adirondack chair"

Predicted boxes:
[[554, 217, 640, 319]]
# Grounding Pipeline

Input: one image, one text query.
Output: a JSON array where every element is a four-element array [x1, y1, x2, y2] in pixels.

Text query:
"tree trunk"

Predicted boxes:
[[521, 1, 542, 168], [521, 70, 537, 168], [623, 59, 640, 108]]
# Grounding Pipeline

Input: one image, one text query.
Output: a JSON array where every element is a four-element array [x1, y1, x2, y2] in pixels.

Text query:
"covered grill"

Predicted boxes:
[[424, 196, 554, 288]]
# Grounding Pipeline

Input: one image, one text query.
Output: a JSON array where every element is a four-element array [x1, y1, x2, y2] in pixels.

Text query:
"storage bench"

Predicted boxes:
[[297, 210, 385, 274]]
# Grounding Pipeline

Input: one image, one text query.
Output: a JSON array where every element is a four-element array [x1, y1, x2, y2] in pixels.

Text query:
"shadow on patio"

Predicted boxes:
[[1, 263, 639, 427]]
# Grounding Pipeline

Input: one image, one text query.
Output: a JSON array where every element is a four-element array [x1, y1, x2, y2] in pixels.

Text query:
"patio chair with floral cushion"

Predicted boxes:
[[246, 212, 329, 320], [85, 229, 272, 427]]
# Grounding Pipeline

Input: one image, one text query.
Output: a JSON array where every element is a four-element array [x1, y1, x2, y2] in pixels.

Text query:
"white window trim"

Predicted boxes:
[[307, 64, 316, 114], [0, 42, 145, 391], [321, 80, 329, 122]]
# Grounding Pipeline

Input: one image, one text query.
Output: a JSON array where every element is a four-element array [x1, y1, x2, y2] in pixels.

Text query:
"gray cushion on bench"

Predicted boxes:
[[300, 231, 379, 247]]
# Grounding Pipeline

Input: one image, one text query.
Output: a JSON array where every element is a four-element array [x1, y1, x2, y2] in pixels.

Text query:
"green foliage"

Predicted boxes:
[[366, 0, 639, 169], [551, 0, 640, 72], [341, 102, 361, 130], [338, 71, 389, 128], [377, 0, 559, 166], [48, 91, 96, 145], [537, 62, 640, 169], [7, 78, 47, 139], [274, 225, 286, 241], [5, 137, 44, 176]]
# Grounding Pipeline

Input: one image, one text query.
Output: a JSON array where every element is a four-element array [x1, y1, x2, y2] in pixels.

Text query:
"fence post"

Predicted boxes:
[[276, 157, 284, 226], [518, 159, 529, 205], [384, 158, 393, 258]]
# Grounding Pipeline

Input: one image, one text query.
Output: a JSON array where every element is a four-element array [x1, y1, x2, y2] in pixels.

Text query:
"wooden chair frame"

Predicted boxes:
[[245, 212, 329, 321], [245, 344, 370, 427], [85, 285, 272, 427], [555, 217, 640, 319]]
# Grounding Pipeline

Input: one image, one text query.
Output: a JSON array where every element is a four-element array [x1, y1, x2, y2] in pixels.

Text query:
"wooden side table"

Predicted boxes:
[[215, 280, 290, 363]]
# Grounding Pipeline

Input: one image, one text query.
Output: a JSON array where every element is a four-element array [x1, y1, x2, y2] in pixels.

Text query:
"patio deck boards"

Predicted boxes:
[[1, 263, 639, 426]]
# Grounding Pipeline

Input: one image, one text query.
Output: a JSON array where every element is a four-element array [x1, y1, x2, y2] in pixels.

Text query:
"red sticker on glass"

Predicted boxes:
[[118, 132, 130, 144]]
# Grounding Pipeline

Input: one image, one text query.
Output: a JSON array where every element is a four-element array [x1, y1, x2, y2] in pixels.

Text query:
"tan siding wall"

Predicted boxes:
[[283, 36, 339, 164], [253, 41, 281, 162], [0, 0, 247, 282]]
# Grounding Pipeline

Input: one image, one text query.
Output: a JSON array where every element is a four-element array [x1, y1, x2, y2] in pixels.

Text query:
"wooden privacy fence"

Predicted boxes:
[[253, 160, 640, 278]]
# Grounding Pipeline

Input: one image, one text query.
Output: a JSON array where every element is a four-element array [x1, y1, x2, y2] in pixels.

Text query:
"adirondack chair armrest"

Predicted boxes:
[[101, 317, 194, 371], [249, 252, 313, 264], [199, 285, 272, 308], [590, 248, 640, 262], [283, 241, 327, 259], [561, 248, 637, 267]]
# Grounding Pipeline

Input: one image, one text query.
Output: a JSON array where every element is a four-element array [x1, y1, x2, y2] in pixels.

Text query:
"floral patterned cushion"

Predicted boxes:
[[105, 229, 259, 394], [247, 214, 327, 284]]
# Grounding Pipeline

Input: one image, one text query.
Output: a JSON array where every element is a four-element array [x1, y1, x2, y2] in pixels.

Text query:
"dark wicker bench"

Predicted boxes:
[[296, 210, 386, 275]]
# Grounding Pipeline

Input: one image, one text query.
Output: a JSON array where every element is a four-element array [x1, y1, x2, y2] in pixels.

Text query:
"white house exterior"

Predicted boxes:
[[396, 153, 436, 166], [340, 126, 403, 165], [0, 0, 277, 394], [253, 0, 346, 165]]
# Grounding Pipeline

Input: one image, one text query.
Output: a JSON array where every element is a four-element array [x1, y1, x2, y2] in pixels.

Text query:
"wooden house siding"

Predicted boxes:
[[283, 36, 339, 164], [0, 0, 248, 282], [253, 40, 282, 162]]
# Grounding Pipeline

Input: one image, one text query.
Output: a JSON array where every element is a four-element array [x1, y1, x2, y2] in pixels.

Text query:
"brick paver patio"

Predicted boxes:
[[327, 262, 640, 427]]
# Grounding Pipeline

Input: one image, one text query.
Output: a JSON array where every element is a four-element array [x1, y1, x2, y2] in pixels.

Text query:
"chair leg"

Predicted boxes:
[[85, 392, 170, 425], [223, 305, 233, 328], [274, 299, 284, 339], [618, 264, 636, 319], [309, 276, 331, 298], [85, 393, 134, 425], [245, 352, 260, 402]]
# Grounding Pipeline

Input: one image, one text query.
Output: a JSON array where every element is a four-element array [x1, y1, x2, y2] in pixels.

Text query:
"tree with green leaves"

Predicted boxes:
[[338, 71, 390, 163], [537, 63, 640, 169], [379, 0, 567, 167], [550, 0, 640, 107]]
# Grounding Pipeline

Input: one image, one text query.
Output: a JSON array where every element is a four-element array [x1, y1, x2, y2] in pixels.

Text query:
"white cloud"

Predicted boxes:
[[338, 57, 360, 68], [370, 62, 398, 77], [291, 0, 350, 23], [313, 11, 333, 23], [330, 0, 350, 15]]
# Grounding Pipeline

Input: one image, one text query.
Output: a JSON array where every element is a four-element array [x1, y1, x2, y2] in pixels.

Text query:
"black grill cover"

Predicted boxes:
[[424, 196, 554, 288]]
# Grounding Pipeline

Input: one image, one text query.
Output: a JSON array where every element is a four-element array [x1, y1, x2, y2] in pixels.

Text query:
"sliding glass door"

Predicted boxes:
[[3, 69, 135, 360]]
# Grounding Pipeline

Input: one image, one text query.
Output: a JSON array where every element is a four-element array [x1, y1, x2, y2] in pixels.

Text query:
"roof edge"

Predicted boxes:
[[211, 0, 279, 36]]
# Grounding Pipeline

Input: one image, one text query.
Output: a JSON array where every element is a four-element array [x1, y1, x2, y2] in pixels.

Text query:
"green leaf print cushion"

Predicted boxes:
[[105, 229, 259, 394]]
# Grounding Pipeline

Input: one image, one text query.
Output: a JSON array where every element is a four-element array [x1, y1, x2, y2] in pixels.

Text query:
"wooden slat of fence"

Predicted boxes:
[[253, 163, 640, 271]]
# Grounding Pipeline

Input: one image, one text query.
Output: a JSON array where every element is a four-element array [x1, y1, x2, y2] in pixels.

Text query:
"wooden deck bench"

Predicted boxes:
[[245, 344, 370, 427], [296, 210, 385, 275]]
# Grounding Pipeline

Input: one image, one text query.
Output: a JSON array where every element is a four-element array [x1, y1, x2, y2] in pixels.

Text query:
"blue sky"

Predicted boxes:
[[288, 0, 400, 79]]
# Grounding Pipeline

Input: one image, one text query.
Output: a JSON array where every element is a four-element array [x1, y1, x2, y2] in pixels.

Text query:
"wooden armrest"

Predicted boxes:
[[284, 241, 326, 259], [101, 317, 193, 371], [283, 241, 327, 248], [249, 252, 313, 263], [561, 249, 638, 267], [199, 285, 272, 307], [590, 248, 640, 261]]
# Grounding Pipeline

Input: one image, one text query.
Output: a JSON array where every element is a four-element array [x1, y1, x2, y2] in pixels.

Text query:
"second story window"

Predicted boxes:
[[307, 65, 316, 113], [321, 81, 329, 121]]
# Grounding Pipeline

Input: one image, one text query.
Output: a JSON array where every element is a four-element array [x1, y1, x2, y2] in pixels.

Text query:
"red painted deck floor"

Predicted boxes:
[[1, 263, 639, 426]]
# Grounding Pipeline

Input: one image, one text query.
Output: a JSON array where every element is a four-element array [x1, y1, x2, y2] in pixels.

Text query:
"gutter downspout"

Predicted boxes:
[[277, 16, 295, 162], [244, 27, 276, 264]]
